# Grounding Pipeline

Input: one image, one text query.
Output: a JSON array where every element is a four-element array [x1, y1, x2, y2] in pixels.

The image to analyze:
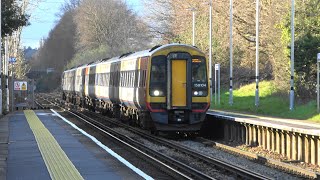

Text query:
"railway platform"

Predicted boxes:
[[207, 110, 320, 166], [0, 110, 145, 180]]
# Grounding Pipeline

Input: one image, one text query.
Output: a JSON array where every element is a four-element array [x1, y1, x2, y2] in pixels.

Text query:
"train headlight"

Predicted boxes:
[[154, 90, 160, 96], [193, 90, 207, 96], [153, 90, 163, 96]]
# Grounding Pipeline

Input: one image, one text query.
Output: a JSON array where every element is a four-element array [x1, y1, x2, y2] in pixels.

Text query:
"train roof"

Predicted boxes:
[[64, 43, 203, 71]]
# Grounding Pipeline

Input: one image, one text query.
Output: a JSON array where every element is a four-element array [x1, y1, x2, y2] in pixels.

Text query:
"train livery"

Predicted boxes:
[[62, 44, 210, 132]]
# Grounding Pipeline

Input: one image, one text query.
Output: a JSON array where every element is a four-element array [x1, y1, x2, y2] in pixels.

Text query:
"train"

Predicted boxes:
[[61, 43, 210, 133]]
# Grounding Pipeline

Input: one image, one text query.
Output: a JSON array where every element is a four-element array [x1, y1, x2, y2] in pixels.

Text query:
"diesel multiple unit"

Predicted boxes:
[[62, 44, 210, 132]]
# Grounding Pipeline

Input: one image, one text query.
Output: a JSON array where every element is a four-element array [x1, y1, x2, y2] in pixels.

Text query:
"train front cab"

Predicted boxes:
[[146, 46, 210, 132]]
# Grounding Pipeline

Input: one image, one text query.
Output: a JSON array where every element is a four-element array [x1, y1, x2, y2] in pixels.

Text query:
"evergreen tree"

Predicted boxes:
[[285, 0, 320, 98], [1, 0, 29, 37]]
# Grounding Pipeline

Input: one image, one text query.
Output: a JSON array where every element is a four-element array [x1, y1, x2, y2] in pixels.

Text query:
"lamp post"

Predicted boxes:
[[255, 0, 260, 107], [209, 0, 213, 106], [187, 7, 197, 46], [229, 0, 233, 105], [317, 53, 320, 112], [0, 0, 2, 115], [289, 0, 295, 110]]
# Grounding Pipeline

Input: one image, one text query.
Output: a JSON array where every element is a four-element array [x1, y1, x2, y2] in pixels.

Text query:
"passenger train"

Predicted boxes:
[[61, 44, 210, 132]]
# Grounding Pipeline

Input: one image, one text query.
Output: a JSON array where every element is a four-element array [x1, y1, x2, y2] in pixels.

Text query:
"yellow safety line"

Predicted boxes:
[[24, 110, 84, 180]]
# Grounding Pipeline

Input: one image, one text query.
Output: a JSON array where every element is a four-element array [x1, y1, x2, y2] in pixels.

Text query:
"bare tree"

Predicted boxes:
[[74, 0, 151, 56]]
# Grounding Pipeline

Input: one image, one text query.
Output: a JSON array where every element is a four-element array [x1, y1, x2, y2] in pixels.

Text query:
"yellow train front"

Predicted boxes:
[[146, 44, 210, 132]]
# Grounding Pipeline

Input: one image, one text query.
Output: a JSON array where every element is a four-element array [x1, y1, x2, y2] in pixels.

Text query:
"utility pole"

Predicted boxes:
[[209, 0, 213, 107], [0, 0, 3, 115], [229, 0, 233, 105], [255, 0, 260, 107], [289, 0, 295, 110], [187, 7, 197, 46], [192, 8, 196, 46], [5, 37, 9, 112]]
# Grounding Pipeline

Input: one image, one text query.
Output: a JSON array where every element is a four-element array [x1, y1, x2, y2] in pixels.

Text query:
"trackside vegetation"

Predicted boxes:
[[213, 81, 320, 121]]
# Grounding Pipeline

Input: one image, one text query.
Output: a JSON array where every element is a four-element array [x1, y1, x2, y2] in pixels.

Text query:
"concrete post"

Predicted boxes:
[[286, 132, 292, 159], [267, 128, 271, 150], [281, 131, 286, 156], [237, 124, 241, 142], [232, 123, 236, 142], [262, 127, 267, 149], [230, 123, 234, 142], [271, 129, 276, 151], [253, 125, 257, 146], [298, 134, 303, 161], [245, 125, 249, 145], [224, 123, 229, 141], [311, 136, 316, 165], [276, 129, 281, 153], [304, 135, 310, 163], [317, 137, 320, 165], [248, 125, 252, 145], [241, 125, 246, 144], [257, 126, 261, 147], [292, 133, 298, 160]]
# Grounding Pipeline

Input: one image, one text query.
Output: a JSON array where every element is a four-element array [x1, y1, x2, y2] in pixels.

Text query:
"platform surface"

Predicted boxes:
[[1, 110, 144, 180], [208, 110, 320, 135]]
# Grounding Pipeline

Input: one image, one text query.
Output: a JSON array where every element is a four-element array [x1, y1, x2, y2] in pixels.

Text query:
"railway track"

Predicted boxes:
[[36, 94, 272, 179], [36, 96, 214, 179]]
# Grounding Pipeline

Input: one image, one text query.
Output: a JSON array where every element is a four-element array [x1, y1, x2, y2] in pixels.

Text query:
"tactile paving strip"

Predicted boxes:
[[24, 110, 83, 180]]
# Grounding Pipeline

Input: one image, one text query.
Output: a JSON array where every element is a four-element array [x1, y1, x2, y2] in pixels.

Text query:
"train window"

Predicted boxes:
[[96, 74, 99, 85], [127, 72, 129, 87], [108, 73, 110, 86], [99, 74, 102, 85], [126, 72, 129, 87], [130, 71, 132, 87], [143, 70, 147, 87], [129, 71, 131, 87], [89, 73, 95, 85], [110, 72, 113, 86], [104, 73, 107, 86], [138, 70, 142, 87], [85, 75, 89, 85], [131, 71, 135, 88], [105, 73, 109, 87], [123, 72, 125, 87], [101, 73, 104, 86], [192, 58, 207, 83], [100, 73, 103, 86], [124, 72, 127, 87], [150, 56, 166, 96], [150, 59, 166, 83]]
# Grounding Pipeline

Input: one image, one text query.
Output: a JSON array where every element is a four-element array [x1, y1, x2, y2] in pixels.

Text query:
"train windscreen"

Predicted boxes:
[[192, 57, 208, 96], [150, 55, 167, 97]]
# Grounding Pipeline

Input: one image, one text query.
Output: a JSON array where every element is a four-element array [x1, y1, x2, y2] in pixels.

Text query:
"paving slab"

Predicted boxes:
[[6, 110, 144, 180]]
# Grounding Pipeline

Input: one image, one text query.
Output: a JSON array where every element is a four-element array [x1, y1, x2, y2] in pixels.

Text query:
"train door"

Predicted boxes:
[[171, 60, 187, 107], [81, 68, 86, 97], [167, 53, 192, 110], [88, 66, 96, 98]]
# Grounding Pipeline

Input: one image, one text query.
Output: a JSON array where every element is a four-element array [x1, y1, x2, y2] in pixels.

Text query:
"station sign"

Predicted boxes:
[[14, 81, 28, 91], [9, 57, 16, 63], [215, 64, 220, 70]]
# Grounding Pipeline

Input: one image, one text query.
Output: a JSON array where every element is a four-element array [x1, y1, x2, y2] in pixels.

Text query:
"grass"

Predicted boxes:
[[212, 81, 320, 121]]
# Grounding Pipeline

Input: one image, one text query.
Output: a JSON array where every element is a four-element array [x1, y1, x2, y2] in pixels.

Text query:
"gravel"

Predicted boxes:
[[112, 127, 301, 179], [177, 140, 302, 179]]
